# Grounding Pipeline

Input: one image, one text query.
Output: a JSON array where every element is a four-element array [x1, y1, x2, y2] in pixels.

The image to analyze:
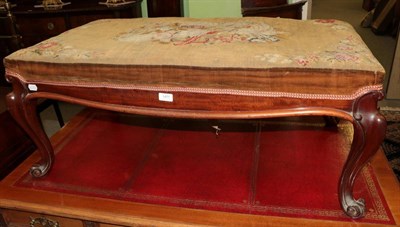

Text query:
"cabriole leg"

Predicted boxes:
[[5, 77, 54, 177], [339, 91, 386, 218]]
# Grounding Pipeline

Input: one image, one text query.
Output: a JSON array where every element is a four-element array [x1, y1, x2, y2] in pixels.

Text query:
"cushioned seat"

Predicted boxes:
[[4, 17, 384, 100]]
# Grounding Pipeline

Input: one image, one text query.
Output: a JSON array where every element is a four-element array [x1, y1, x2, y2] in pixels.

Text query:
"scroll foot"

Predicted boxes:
[[30, 164, 49, 178], [345, 198, 365, 219]]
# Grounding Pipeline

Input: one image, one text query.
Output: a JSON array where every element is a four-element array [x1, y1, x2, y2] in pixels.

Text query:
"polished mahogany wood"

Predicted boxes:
[[147, 0, 181, 17], [0, 111, 34, 180], [241, 0, 287, 8], [242, 0, 307, 19], [339, 91, 386, 218], [6, 77, 54, 177]]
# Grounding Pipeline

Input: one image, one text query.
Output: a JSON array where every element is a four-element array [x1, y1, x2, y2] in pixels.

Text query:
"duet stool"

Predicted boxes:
[[3, 17, 386, 219]]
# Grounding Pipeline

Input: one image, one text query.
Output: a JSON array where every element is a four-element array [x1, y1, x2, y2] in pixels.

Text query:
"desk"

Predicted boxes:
[[3, 17, 386, 219]]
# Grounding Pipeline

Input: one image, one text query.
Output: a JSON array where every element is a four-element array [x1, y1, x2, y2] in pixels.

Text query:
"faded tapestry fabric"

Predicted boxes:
[[4, 17, 385, 98]]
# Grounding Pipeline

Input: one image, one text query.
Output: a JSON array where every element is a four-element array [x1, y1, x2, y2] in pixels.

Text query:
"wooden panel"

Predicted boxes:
[[0, 210, 130, 227], [0, 111, 34, 180], [147, 0, 181, 17], [1, 209, 84, 227], [69, 13, 114, 28], [85, 220, 127, 227], [386, 27, 400, 99], [16, 15, 66, 36], [67, 6, 141, 28], [99, 224, 127, 227], [363, 0, 378, 11], [16, 15, 67, 47], [242, 1, 306, 19], [0, 42, 8, 86], [0, 10, 20, 85], [241, 0, 287, 8]]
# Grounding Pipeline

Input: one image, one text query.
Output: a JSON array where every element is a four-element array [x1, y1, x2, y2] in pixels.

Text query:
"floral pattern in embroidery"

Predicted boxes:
[[333, 53, 359, 62], [294, 55, 319, 66], [8, 18, 383, 74], [314, 19, 336, 24], [31, 40, 102, 59], [116, 21, 280, 45], [313, 19, 351, 31], [255, 21, 373, 68]]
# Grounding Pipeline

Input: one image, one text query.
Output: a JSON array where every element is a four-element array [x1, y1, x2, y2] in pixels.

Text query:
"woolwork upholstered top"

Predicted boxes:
[[4, 17, 384, 100]]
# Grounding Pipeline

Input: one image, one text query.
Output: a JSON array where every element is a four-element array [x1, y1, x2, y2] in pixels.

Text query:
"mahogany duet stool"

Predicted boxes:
[[3, 17, 386, 219]]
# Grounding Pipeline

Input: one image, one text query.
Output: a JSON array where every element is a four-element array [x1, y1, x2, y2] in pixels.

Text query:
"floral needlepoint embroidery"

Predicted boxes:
[[294, 55, 319, 67], [256, 30, 371, 67], [313, 19, 351, 31], [8, 18, 384, 74], [334, 53, 359, 62], [33, 41, 61, 55], [31, 39, 102, 59], [315, 19, 336, 23], [38, 41, 58, 49], [116, 21, 281, 45]]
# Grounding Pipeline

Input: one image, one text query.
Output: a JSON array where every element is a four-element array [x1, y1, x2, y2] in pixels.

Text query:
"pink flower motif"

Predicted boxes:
[[297, 58, 309, 66], [38, 42, 58, 49], [295, 55, 318, 66], [345, 35, 356, 42], [335, 53, 358, 62], [337, 45, 353, 50], [315, 19, 336, 23]]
